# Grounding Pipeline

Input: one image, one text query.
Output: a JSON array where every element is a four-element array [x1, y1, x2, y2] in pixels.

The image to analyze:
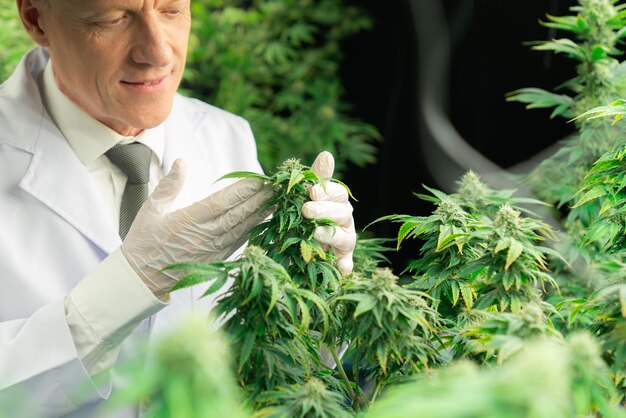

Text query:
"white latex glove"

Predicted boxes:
[[302, 151, 356, 276], [121, 159, 273, 299]]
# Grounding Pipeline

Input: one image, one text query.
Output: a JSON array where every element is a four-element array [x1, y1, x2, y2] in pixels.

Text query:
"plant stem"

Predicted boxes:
[[371, 380, 384, 404], [331, 348, 359, 411]]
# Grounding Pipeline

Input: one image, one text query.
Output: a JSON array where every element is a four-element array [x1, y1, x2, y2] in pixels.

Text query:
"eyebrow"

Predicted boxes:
[[77, 5, 129, 20]]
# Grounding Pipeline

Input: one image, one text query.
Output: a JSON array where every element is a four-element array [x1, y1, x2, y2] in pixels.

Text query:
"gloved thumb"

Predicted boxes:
[[145, 159, 187, 215], [311, 151, 335, 179]]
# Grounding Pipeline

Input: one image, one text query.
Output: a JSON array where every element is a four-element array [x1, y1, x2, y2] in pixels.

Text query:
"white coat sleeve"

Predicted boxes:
[[0, 248, 166, 417]]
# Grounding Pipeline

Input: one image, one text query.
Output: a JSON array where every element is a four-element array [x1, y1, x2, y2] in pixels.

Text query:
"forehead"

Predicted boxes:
[[53, 0, 188, 11]]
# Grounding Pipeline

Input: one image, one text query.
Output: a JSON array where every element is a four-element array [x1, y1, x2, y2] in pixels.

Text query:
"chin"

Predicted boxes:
[[130, 106, 172, 129]]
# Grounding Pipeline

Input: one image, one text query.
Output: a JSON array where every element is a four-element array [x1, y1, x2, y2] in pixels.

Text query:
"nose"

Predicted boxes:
[[131, 14, 173, 67]]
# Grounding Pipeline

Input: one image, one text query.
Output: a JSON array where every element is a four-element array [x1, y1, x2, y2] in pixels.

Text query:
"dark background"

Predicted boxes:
[[340, 0, 577, 269]]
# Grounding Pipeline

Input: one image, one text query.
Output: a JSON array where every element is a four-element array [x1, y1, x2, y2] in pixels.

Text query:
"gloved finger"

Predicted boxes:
[[211, 206, 274, 255], [309, 182, 349, 203], [337, 256, 354, 276], [311, 151, 335, 179], [313, 225, 356, 254], [198, 186, 274, 236], [302, 201, 353, 228], [143, 159, 187, 216], [315, 224, 355, 276], [186, 178, 270, 222]]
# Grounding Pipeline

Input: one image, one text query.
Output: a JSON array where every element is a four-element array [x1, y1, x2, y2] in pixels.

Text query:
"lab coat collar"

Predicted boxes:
[[3, 48, 122, 254]]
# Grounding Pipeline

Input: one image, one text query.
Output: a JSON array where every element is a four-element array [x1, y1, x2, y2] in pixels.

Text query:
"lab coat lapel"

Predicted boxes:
[[19, 117, 121, 255]]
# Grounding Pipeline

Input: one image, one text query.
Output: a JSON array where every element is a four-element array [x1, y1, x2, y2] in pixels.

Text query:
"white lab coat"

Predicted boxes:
[[0, 48, 263, 417]]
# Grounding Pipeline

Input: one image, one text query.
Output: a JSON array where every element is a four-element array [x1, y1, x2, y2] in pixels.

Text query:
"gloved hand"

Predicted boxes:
[[302, 151, 356, 276], [121, 159, 273, 299]]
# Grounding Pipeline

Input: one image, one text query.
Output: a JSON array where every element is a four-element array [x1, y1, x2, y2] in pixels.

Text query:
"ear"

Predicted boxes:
[[17, 0, 50, 47]]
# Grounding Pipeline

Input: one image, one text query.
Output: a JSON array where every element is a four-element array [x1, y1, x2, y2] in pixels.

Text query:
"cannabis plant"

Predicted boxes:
[[498, 2, 626, 371], [366, 334, 625, 418], [168, 245, 331, 400], [464, 302, 561, 364], [167, 157, 454, 415], [327, 268, 443, 404], [253, 378, 352, 418], [165, 158, 347, 413], [572, 139, 626, 251], [507, 0, 626, 234], [377, 171, 566, 371], [184, 0, 380, 175], [381, 173, 559, 315], [110, 315, 249, 418]]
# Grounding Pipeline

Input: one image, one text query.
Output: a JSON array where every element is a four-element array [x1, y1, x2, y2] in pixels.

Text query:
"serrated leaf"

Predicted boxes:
[[170, 271, 217, 292], [242, 273, 263, 306], [201, 272, 230, 297], [436, 231, 466, 253], [287, 168, 305, 194], [450, 280, 460, 306], [376, 343, 389, 375], [300, 241, 314, 263], [422, 184, 451, 202], [295, 296, 311, 334], [502, 272, 514, 291], [352, 294, 378, 318], [238, 332, 256, 372], [505, 239, 524, 270], [494, 238, 510, 254], [460, 282, 474, 310], [217, 171, 269, 182], [573, 187, 607, 207], [267, 274, 279, 316], [280, 237, 301, 252], [397, 220, 420, 248]]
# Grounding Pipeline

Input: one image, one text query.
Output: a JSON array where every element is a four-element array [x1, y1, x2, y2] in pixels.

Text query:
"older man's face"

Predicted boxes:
[[37, 0, 191, 136]]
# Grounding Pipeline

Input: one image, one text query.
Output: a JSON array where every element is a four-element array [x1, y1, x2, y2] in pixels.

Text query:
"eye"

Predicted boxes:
[[97, 14, 129, 28], [162, 8, 183, 18]]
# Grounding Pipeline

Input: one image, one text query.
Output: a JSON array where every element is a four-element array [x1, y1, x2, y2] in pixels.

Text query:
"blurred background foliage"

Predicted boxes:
[[183, 0, 380, 175], [0, 0, 380, 177], [0, 0, 34, 82]]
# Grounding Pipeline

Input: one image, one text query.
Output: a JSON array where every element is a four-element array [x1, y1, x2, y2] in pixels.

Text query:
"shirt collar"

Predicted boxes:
[[40, 59, 164, 166]]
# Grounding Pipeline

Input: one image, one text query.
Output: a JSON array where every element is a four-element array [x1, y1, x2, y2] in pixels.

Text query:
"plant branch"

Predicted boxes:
[[331, 348, 359, 411]]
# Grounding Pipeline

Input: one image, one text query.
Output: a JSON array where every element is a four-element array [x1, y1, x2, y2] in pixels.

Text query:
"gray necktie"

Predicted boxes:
[[105, 143, 152, 240]]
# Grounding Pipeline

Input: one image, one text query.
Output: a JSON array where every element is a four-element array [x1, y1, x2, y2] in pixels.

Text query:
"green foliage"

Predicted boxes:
[[111, 315, 249, 418], [254, 378, 352, 418], [380, 173, 559, 317], [366, 334, 625, 418], [350, 238, 394, 279], [329, 268, 443, 401], [573, 141, 626, 250], [465, 303, 562, 364], [245, 159, 343, 297], [168, 245, 331, 398], [168, 155, 487, 414], [507, 0, 626, 118], [507, 0, 626, 233], [0, 0, 34, 83], [165, 158, 370, 413], [184, 0, 380, 175]]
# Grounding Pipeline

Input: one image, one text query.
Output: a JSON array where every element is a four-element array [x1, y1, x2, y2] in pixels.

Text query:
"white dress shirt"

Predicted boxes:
[[39, 60, 168, 376]]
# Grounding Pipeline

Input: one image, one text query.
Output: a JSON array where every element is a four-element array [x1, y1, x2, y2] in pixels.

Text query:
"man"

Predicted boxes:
[[0, 0, 356, 416]]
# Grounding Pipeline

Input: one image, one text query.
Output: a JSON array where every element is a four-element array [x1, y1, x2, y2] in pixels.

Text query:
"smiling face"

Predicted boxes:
[[19, 0, 191, 136]]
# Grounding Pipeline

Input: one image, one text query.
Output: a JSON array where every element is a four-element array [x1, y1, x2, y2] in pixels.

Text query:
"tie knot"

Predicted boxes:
[[105, 142, 152, 184]]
